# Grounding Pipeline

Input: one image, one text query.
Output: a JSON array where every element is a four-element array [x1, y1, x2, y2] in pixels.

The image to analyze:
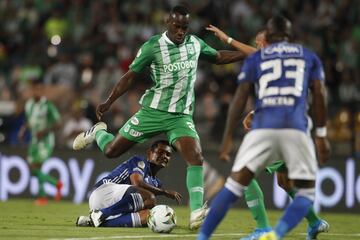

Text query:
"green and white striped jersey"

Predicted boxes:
[[25, 97, 60, 144], [129, 32, 217, 115]]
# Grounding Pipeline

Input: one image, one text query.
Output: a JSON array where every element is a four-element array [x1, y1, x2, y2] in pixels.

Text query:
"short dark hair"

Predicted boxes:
[[150, 140, 171, 152], [171, 5, 190, 16], [266, 15, 292, 43]]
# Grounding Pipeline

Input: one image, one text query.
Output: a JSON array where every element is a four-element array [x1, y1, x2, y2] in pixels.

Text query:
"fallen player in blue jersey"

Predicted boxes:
[[76, 140, 182, 227]]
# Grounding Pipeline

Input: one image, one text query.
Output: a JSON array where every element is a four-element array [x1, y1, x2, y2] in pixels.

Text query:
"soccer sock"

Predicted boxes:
[[198, 178, 245, 240], [101, 193, 144, 218], [102, 212, 142, 227], [33, 169, 57, 197], [287, 188, 320, 227], [245, 179, 271, 229], [95, 130, 115, 152], [274, 191, 314, 238], [186, 166, 204, 211]]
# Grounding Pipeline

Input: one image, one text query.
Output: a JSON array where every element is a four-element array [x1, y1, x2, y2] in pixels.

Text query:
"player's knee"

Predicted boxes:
[[144, 193, 156, 208], [104, 146, 118, 158], [188, 151, 204, 166]]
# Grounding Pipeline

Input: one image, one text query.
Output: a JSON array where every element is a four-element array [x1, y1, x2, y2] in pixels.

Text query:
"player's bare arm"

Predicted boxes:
[[311, 80, 330, 165], [219, 82, 252, 162], [206, 24, 257, 56], [96, 70, 137, 120], [130, 173, 182, 204], [214, 50, 247, 64]]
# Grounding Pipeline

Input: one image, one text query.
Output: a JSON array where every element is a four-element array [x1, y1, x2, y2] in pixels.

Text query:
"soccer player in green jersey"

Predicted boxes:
[[73, 5, 247, 229], [207, 25, 329, 240], [18, 79, 62, 206]]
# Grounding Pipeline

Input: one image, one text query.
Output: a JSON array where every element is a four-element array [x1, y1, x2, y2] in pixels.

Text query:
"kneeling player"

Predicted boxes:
[[76, 140, 182, 227]]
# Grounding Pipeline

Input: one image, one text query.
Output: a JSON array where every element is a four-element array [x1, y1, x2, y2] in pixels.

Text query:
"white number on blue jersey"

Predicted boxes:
[[259, 58, 305, 99]]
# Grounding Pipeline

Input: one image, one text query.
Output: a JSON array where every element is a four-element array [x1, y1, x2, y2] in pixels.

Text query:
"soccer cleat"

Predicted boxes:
[[89, 210, 104, 227], [306, 220, 330, 240], [73, 122, 107, 150], [258, 231, 279, 240], [76, 216, 92, 227], [189, 202, 208, 230], [54, 180, 63, 201], [240, 228, 273, 240], [34, 197, 48, 206]]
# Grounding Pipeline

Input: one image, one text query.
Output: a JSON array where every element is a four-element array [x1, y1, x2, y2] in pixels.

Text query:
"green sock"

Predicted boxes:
[[95, 130, 115, 152], [244, 179, 271, 229], [33, 169, 57, 197], [287, 189, 320, 226], [186, 166, 204, 211]]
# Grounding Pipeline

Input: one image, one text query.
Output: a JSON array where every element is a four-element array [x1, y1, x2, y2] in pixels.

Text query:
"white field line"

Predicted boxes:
[[48, 232, 360, 240]]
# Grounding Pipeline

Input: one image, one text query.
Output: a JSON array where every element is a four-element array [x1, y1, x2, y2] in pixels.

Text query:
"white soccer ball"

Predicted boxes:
[[147, 205, 177, 233]]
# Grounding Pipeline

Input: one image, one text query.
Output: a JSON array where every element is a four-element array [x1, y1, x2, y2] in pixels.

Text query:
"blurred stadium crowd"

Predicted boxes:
[[0, 0, 359, 157]]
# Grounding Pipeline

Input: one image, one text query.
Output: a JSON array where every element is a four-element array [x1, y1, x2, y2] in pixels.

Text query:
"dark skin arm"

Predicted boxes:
[[310, 80, 330, 165], [130, 173, 182, 204], [96, 70, 137, 120], [214, 50, 247, 64], [219, 82, 252, 162]]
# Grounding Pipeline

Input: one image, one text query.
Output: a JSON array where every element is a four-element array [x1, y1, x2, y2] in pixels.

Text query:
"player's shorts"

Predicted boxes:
[[265, 160, 287, 174], [89, 182, 135, 210], [119, 106, 199, 146], [232, 129, 318, 180], [27, 136, 55, 164]]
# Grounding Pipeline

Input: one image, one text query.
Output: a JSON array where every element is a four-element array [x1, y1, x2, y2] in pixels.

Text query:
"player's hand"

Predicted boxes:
[[243, 110, 254, 131], [164, 190, 182, 204], [219, 137, 233, 163], [314, 137, 330, 166], [206, 25, 229, 43], [96, 102, 111, 120]]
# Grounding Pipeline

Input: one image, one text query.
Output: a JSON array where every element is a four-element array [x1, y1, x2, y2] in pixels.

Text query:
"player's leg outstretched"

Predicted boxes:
[[174, 137, 207, 230], [88, 184, 155, 227], [73, 121, 138, 160]]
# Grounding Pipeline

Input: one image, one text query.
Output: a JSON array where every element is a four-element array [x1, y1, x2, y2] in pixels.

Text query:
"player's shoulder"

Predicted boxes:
[[144, 34, 162, 45], [128, 155, 148, 167]]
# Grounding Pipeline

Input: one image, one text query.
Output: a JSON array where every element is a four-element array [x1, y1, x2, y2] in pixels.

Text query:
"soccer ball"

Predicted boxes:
[[147, 205, 176, 233]]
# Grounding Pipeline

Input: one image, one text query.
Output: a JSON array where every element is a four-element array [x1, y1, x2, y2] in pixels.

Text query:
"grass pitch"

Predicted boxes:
[[0, 199, 359, 240]]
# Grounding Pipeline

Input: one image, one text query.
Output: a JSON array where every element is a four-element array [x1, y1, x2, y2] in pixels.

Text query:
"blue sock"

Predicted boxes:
[[275, 196, 312, 238], [102, 212, 141, 227], [198, 187, 239, 240], [101, 193, 144, 218]]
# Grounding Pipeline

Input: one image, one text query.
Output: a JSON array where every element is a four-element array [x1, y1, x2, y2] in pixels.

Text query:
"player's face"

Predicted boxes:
[[166, 13, 190, 44], [255, 31, 267, 49], [31, 83, 43, 100], [148, 144, 172, 167]]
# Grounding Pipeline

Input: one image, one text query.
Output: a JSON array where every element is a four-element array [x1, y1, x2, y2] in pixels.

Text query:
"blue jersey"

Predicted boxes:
[[94, 155, 162, 189], [238, 41, 325, 132]]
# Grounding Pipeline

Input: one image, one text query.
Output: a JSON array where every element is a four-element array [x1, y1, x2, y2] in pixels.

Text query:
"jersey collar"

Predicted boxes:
[[162, 31, 175, 45]]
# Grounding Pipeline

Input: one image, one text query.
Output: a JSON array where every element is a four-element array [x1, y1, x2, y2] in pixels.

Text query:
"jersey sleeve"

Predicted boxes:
[[129, 41, 154, 73], [309, 53, 325, 82], [128, 156, 147, 176], [196, 36, 218, 61], [47, 101, 61, 123], [237, 55, 256, 84]]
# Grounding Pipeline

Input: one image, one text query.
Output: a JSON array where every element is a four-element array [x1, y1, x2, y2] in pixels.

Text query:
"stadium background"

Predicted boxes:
[[0, 0, 359, 213]]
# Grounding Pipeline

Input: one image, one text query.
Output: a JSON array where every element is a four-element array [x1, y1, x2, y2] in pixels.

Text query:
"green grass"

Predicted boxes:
[[0, 199, 358, 240]]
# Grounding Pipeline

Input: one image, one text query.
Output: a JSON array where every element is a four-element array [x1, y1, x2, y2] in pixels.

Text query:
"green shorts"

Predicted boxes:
[[119, 106, 199, 146], [27, 136, 54, 164], [265, 160, 288, 174]]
